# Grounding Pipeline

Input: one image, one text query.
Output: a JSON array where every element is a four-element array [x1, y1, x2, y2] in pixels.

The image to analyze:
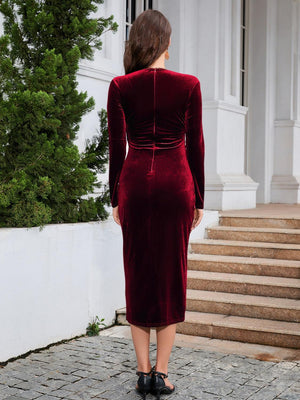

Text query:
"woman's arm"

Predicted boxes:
[[185, 79, 205, 210], [107, 78, 127, 208]]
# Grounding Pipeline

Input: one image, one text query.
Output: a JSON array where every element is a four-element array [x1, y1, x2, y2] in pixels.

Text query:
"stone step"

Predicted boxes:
[[176, 311, 300, 349], [219, 215, 300, 229], [115, 307, 300, 349], [104, 324, 300, 361], [207, 225, 300, 244], [187, 270, 300, 299], [116, 307, 129, 326], [189, 239, 300, 260], [186, 289, 300, 322], [187, 253, 300, 278]]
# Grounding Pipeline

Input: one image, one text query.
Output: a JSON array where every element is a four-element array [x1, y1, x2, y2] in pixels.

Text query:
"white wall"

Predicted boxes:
[[76, 0, 126, 191], [0, 218, 125, 363]]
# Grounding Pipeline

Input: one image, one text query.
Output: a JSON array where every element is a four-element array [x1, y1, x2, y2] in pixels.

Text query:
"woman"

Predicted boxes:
[[107, 9, 204, 400]]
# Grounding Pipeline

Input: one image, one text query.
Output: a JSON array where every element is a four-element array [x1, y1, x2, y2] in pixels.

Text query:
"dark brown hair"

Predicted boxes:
[[123, 9, 172, 75]]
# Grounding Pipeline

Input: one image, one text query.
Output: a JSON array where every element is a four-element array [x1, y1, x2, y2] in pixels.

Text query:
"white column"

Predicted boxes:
[[158, 0, 258, 210], [271, 0, 300, 203], [247, 0, 277, 203], [195, 0, 258, 210]]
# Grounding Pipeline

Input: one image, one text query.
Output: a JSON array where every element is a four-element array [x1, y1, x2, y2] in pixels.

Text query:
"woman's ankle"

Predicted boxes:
[[137, 362, 152, 372], [155, 364, 168, 374]]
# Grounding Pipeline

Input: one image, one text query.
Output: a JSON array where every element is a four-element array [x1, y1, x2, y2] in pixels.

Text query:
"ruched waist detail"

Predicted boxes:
[[127, 138, 186, 175], [128, 139, 185, 150]]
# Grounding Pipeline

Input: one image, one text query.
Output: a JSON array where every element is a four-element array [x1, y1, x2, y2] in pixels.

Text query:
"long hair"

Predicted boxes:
[[123, 9, 172, 75]]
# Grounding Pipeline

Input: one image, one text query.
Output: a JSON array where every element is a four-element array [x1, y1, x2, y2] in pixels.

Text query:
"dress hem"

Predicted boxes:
[[126, 315, 185, 327]]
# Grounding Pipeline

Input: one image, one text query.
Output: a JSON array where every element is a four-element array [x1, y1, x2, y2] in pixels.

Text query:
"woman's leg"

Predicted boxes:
[[155, 323, 176, 389], [130, 324, 152, 372]]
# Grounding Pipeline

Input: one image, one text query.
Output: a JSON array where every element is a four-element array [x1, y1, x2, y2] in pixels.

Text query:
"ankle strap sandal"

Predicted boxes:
[[151, 370, 175, 399], [135, 367, 154, 399], [136, 370, 152, 376]]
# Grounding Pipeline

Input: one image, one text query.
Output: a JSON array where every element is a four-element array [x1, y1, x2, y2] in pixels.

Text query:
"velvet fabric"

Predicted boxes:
[[107, 67, 205, 327]]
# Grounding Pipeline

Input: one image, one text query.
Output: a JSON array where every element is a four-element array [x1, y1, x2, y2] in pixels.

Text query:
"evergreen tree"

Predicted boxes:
[[0, 0, 118, 227]]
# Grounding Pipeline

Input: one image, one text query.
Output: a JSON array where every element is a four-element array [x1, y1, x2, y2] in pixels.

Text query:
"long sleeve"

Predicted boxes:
[[107, 78, 127, 208], [185, 79, 205, 209]]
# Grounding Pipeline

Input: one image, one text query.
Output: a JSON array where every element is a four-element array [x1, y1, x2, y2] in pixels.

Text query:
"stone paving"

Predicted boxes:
[[0, 333, 299, 400]]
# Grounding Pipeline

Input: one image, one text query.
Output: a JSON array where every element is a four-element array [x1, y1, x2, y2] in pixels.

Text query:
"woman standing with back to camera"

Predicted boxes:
[[107, 9, 205, 400]]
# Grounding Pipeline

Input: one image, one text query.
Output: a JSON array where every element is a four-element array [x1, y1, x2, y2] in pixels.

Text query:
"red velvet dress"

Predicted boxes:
[[107, 67, 205, 327]]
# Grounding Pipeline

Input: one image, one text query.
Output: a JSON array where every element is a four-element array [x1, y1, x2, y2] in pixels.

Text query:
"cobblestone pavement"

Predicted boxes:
[[0, 334, 299, 400]]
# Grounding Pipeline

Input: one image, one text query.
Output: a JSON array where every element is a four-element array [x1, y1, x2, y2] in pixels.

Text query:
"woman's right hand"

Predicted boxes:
[[112, 205, 121, 226], [191, 208, 204, 230]]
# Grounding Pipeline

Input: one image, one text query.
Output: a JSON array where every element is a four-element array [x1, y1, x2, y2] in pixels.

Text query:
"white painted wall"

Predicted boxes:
[[0, 218, 125, 362]]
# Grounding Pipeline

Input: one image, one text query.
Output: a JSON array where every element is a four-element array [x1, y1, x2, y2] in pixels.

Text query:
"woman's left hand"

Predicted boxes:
[[191, 208, 204, 230]]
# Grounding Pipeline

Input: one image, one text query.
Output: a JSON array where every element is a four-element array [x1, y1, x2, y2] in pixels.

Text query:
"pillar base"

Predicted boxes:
[[205, 174, 259, 210], [271, 175, 300, 203]]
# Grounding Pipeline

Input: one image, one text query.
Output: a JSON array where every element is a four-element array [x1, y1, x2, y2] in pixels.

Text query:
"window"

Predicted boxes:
[[125, 0, 153, 40], [240, 0, 249, 106]]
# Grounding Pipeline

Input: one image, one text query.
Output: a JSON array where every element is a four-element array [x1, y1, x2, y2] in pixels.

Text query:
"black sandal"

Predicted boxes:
[[151, 370, 175, 399], [135, 367, 154, 399]]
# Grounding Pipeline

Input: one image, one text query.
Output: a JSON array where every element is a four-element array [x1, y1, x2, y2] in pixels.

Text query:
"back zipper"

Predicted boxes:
[[149, 68, 156, 174]]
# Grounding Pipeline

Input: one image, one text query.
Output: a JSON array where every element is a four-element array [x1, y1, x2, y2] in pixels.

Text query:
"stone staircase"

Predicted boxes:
[[176, 214, 300, 349]]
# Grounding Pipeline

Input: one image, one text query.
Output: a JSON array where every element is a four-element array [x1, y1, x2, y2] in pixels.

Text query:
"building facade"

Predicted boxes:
[[1, 0, 300, 210]]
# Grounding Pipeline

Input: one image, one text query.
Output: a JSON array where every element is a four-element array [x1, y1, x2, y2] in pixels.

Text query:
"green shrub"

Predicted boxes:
[[0, 0, 118, 227]]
